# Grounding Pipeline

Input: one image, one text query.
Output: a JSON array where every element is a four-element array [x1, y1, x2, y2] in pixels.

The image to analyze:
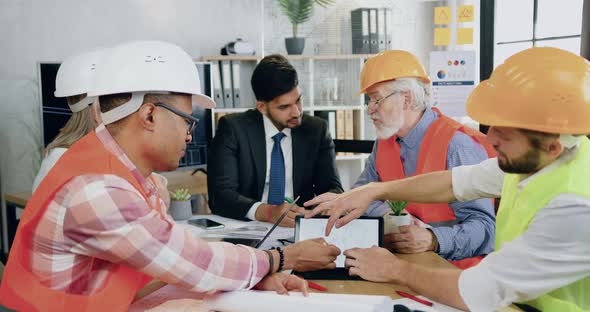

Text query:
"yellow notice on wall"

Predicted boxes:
[[457, 27, 474, 44], [434, 6, 451, 25], [434, 28, 451, 46], [457, 5, 474, 22]]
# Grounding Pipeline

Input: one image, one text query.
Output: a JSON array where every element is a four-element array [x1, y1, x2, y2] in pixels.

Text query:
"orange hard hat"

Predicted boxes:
[[467, 47, 590, 134], [359, 50, 431, 94]]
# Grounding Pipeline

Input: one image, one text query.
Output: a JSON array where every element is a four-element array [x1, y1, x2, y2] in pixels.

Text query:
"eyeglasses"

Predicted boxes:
[[365, 91, 400, 108], [154, 102, 199, 135]]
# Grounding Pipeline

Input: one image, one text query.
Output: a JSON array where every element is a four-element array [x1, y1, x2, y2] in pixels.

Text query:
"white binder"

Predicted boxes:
[[230, 60, 241, 108], [220, 60, 233, 108], [211, 61, 223, 107]]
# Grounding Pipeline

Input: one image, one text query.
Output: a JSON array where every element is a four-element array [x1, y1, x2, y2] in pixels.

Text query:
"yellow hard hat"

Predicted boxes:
[[467, 47, 590, 134], [359, 50, 431, 94]]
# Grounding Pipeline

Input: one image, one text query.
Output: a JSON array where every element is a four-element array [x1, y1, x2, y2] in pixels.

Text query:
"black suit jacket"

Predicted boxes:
[[208, 109, 343, 220]]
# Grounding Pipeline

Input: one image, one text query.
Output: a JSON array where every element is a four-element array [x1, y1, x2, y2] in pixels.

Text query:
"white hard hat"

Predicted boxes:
[[87, 40, 215, 125], [54, 48, 104, 113]]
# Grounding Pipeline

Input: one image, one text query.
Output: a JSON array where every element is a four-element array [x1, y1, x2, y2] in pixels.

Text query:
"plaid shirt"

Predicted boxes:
[[30, 124, 269, 295]]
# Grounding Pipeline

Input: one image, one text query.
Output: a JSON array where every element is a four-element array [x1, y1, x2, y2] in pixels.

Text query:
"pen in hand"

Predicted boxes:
[[285, 197, 305, 215], [270, 196, 304, 228], [285, 196, 305, 216], [256, 196, 301, 248]]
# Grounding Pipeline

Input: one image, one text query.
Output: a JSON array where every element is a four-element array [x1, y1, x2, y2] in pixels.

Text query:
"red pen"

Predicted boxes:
[[395, 290, 433, 307], [307, 281, 327, 292]]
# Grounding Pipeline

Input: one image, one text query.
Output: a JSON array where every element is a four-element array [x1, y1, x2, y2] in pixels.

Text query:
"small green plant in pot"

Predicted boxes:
[[169, 188, 192, 220], [383, 200, 412, 234], [278, 0, 334, 54], [171, 188, 191, 201], [386, 200, 408, 216]]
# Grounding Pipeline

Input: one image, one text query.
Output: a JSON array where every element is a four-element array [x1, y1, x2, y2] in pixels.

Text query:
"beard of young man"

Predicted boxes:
[[267, 106, 302, 130], [497, 147, 543, 174]]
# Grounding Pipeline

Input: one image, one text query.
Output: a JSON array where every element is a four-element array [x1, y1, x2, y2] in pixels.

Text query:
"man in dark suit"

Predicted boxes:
[[208, 54, 343, 227]]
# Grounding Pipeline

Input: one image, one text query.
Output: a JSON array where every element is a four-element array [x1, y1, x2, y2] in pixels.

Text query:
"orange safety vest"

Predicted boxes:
[[376, 108, 496, 269], [0, 132, 154, 311]]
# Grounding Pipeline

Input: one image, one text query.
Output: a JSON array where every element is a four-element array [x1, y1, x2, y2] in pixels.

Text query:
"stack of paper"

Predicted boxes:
[[129, 284, 461, 312], [203, 290, 392, 312]]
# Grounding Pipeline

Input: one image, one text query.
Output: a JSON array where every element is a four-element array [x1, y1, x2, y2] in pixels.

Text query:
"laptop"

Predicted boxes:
[[293, 215, 383, 280]]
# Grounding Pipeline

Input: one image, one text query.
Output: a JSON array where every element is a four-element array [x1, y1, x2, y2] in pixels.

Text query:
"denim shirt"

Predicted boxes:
[[354, 108, 495, 260]]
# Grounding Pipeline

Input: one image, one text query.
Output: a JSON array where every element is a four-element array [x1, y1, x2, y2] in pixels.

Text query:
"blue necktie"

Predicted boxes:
[[268, 132, 286, 205]]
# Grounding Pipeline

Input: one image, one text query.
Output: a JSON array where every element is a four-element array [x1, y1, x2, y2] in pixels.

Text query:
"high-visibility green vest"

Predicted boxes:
[[496, 137, 590, 312]]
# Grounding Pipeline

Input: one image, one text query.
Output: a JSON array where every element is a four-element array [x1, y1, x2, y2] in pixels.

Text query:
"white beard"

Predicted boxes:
[[376, 125, 398, 139], [372, 113, 404, 140]]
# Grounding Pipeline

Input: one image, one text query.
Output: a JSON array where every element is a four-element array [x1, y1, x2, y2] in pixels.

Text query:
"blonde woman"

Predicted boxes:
[[31, 49, 170, 206], [33, 100, 101, 190], [32, 49, 103, 191]]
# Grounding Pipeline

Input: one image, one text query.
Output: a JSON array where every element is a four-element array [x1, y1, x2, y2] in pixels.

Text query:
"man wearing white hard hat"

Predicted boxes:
[[32, 48, 171, 207], [0, 41, 338, 311]]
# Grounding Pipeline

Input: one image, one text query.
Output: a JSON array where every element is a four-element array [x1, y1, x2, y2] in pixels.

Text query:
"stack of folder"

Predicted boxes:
[[351, 8, 392, 54], [211, 60, 256, 108]]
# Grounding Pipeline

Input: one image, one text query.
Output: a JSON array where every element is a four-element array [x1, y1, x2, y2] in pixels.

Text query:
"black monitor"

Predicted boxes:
[[38, 62, 213, 168]]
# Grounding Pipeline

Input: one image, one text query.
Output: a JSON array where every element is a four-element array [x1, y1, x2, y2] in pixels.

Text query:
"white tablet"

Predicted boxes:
[[295, 216, 383, 268]]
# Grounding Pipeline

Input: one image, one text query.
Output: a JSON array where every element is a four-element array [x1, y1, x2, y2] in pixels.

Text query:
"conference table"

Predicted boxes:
[[4, 177, 521, 311], [131, 249, 521, 311]]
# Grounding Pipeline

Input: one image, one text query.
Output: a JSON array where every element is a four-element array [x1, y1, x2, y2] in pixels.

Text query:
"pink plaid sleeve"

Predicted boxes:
[[61, 175, 270, 292]]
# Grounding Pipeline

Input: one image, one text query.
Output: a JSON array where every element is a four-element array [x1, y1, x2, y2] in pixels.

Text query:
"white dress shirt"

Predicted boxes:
[[451, 146, 590, 311], [245, 114, 294, 220]]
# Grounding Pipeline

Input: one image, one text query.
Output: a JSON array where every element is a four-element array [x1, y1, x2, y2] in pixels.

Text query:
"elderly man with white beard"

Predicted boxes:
[[306, 50, 496, 269]]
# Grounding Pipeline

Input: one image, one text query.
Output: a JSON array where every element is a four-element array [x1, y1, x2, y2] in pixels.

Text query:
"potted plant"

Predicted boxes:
[[278, 0, 334, 54], [169, 188, 192, 220], [383, 200, 412, 234]]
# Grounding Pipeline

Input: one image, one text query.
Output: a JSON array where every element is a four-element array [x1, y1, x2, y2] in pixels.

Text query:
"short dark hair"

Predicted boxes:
[[99, 93, 132, 113], [518, 128, 559, 150], [98, 92, 189, 113], [251, 54, 298, 102], [98, 92, 190, 132]]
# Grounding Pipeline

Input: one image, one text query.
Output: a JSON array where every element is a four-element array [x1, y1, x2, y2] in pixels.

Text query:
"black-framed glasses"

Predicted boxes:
[[365, 91, 400, 108], [154, 103, 199, 135]]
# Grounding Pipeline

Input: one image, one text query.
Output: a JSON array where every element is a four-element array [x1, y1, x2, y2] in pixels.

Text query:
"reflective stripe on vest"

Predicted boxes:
[[376, 108, 496, 269], [0, 132, 154, 312], [496, 137, 590, 312]]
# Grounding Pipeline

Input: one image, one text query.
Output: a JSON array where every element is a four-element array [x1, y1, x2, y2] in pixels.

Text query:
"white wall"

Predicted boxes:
[[0, 0, 263, 193]]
